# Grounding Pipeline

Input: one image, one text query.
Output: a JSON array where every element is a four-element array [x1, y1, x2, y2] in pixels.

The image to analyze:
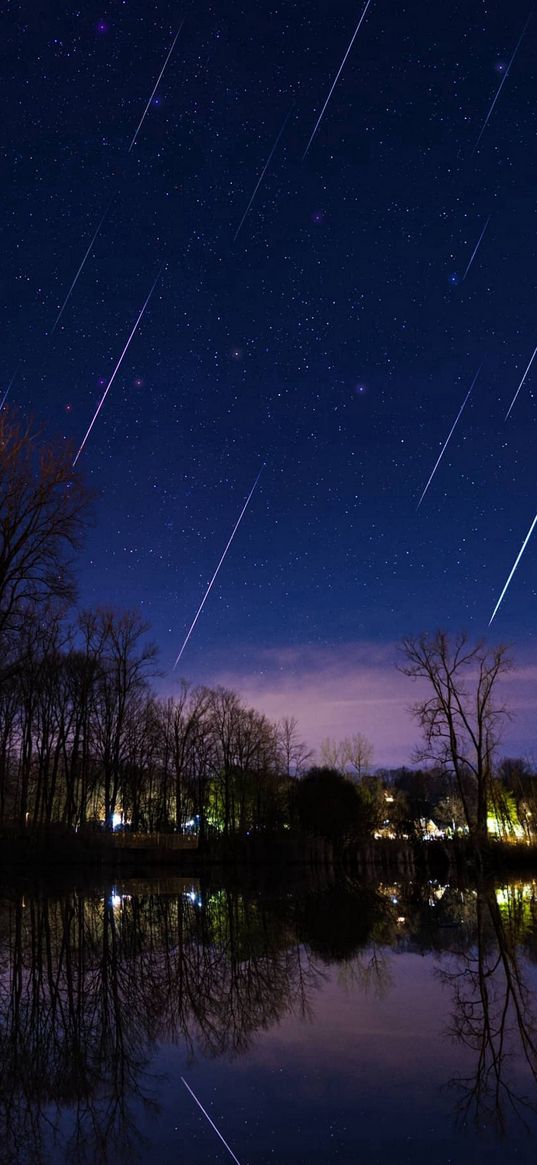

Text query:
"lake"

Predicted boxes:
[[2, 869, 537, 1163]]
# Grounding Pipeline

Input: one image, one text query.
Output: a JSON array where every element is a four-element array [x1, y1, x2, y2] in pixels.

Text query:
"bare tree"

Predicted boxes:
[[277, 716, 312, 777], [341, 732, 374, 780], [159, 684, 210, 831], [89, 610, 158, 828], [0, 410, 89, 648], [205, 686, 243, 836], [319, 736, 344, 771], [400, 631, 511, 843]]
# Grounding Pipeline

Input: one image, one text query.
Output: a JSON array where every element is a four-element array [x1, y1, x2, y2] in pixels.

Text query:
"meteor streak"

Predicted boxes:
[[489, 510, 537, 625], [302, 0, 373, 160], [73, 269, 161, 466], [128, 22, 184, 152], [472, 16, 530, 155], [417, 365, 481, 509], [234, 110, 291, 242], [0, 368, 18, 411], [181, 1078, 243, 1165], [174, 467, 264, 668], [51, 203, 111, 333], [461, 216, 490, 281], [505, 344, 537, 419]]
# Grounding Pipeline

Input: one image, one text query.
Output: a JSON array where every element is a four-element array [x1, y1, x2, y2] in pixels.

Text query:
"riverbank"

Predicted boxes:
[[2, 826, 537, 880]]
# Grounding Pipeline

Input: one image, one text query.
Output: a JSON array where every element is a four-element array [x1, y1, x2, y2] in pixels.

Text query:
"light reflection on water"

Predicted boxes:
[[2, 873, 537, 1163]]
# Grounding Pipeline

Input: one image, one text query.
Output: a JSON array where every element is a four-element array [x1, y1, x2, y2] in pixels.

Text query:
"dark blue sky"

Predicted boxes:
[[3, 1, 537, 755]]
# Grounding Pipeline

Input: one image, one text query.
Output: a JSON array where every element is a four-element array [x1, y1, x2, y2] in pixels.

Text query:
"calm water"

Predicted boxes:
[[2, 871, 537, 1164]]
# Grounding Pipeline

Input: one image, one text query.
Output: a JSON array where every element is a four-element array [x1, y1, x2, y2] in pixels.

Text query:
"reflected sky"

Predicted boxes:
[[149, 956, 537, 1165], [1, 874, 536, 1164]]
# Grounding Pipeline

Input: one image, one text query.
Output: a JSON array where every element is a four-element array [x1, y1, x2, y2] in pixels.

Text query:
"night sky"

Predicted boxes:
[[4, 1, 537, 761]]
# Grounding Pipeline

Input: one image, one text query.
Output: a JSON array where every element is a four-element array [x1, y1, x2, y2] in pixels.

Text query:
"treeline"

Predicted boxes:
[[3, 606, 535, 844], [0, 605, 314, 836], [1, 613, 536, 843]]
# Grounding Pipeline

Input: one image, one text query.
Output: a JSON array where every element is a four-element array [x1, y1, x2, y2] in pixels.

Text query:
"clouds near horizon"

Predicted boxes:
[[205, 640, 537, 769]]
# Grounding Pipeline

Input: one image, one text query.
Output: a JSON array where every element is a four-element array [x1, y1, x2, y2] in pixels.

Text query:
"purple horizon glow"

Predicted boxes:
[[175, 640, 537, 769]]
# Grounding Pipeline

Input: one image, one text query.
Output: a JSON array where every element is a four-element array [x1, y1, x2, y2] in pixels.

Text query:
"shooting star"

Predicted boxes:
[[181, 1078, 243, 1165], [234, 110, 292, 242], [489, 510, 537, 625], [73, 268, 162, 466], [174, 467, 264, 668], [51, 203, 111, 333], [417, 365, 481, 509], [303, 0, 373, 160], [472, 15, 531, 155], [505, 344, 537, 419], [129, 21, 184, 152], [461, 216, 490, 282], [0, 368, 18, 411]]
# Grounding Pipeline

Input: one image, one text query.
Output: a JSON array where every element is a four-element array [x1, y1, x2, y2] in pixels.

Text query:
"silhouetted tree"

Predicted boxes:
[[400, 631, 511, 843], [293, 767, 372, 846], [159, 684, 210, 831], [341, 732, 374, 779], [319, 737, 344, 771], [277, 716, 312, 777], [0, 409, 89, 652], [86, 610, 157, 828]]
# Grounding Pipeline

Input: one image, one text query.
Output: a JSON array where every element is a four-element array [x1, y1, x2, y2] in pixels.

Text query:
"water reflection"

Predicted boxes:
[[0, 873, 537, 1161], [438, 881, 537, 1132]]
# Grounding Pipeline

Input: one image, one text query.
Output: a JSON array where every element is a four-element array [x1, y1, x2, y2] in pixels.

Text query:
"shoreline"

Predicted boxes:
[[2, 829, 537, 881]]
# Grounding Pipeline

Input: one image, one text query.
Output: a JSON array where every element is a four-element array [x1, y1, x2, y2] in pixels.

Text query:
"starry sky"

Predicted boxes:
[[4, 0, 537, 762]]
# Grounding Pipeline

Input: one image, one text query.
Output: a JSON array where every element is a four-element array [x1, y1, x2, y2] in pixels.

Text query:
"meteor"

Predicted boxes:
[[505, 344, 537, 419], [234, 110, 291, 242], [416, 365, 481, 509], [51, 203, 111, 333], [128, 22, 185, 152], [73, 268, 161, 466], [181, 1077, 243, 1165], [0, 368, 18, 410], [472, 16, 530, 155], [489, 510, 537, 625], [302, 0, 373, 160], [461, 216, 490, 282], [174, 467, 264, 668]]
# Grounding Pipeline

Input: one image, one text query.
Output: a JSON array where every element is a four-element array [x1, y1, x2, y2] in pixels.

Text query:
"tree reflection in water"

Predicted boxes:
[[0, 874, 537, 1160], [437, 880, 537, 1132], [0, 879, 324, 1162]]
